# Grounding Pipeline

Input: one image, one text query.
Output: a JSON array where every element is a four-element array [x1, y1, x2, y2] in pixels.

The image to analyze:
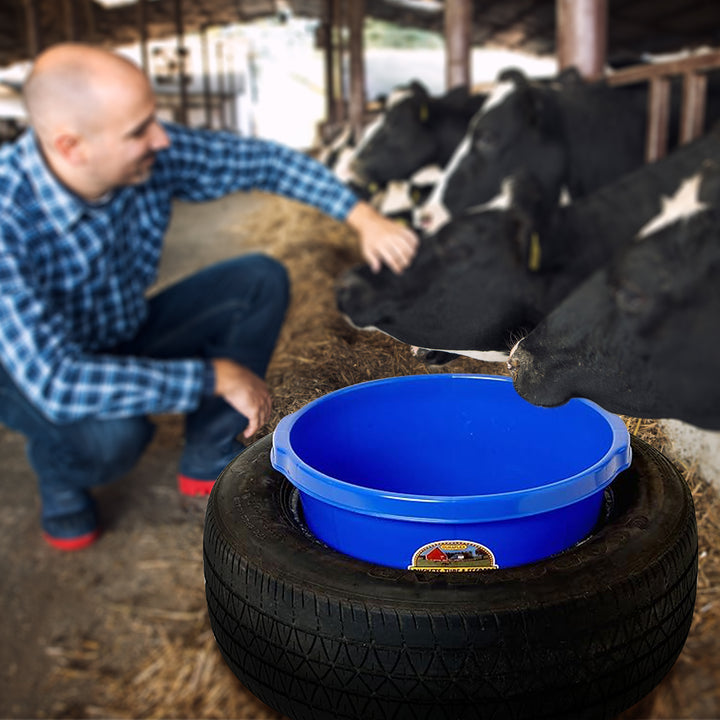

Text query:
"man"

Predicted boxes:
[[0, 43, 418, 551]]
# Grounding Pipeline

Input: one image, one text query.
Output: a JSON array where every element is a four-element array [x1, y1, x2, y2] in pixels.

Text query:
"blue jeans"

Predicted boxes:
[[0, 254, 289, 534]]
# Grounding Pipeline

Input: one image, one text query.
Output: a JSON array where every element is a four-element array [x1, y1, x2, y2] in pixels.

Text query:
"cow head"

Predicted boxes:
[[509, 166, 720, 428], [335, 173, 551, 356], [344, 81, 480, 189], [339, 81, 437, 187], [415, 69, 567, 235]]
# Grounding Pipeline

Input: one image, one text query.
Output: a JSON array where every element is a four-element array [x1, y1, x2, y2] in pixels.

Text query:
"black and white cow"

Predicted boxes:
[[415, 67, 657, 234], [508, 161, 720, 429], [336, 80, 486, 189], [336, 125, 720, 362]]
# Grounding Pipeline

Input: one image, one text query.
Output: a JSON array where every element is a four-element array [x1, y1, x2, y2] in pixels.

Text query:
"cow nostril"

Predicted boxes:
[[335, 274, 369, 313]]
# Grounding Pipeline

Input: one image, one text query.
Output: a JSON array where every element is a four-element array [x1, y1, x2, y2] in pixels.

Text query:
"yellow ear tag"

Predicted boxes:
[[420, 104, 429, 122], [528, 232, 542, 271], [368, 182, 379, 194]]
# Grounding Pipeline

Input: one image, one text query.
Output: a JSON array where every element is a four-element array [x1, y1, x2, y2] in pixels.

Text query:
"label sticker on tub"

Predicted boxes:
[[408, 540, 498, 572]]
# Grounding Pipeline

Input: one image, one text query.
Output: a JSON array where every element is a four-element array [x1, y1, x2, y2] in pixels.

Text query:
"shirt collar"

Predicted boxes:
[[20, 129, 100, 234]]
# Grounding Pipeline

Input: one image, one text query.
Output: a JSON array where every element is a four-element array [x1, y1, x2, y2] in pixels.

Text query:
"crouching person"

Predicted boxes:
[[0, 43, 418, 550]]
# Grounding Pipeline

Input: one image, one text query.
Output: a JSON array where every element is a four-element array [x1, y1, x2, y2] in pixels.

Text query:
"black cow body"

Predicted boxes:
[[340, 81, 486, 188], [509, 163, 720, 430], [416, 68, 665, 234], [336, 126, 720, 361]]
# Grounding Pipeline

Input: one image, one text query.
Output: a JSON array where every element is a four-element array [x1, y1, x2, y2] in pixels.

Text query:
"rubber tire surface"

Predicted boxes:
[[203, 434, 697, 720]]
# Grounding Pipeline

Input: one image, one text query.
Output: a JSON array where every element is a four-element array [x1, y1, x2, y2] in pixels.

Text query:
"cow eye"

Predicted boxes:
[[474, 129, 496, 152], [614, 284, 650, 315]]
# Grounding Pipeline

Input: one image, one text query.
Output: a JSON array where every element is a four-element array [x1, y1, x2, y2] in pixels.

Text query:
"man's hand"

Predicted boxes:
[[346, 201, 419, 274], [211, 358, 272, 438]]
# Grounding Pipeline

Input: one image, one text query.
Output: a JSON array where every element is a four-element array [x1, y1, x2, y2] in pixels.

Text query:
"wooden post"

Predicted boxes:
[[200, 26, 213, 129], [347, 0, 365, 141], [333, 0, 347, 124], [646, 77, 671, 162], [81, 0, 96, 44], [62, 0, 78, 41], [137, 0, 149, 75], [680, 71, 708, 144], [173, 0, 188, 125], [444, 0, 472, 89], [216, 40, 227, 129], [323, 0, 336, 125], [22, 0, 41, 57], [556, 0, 607, 81]]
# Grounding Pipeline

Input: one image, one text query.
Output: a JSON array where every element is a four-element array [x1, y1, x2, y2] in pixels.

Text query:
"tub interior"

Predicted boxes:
[[288, 377, 614, 496]]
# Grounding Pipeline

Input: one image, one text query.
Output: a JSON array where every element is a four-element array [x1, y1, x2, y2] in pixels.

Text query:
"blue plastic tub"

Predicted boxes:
[[270, 374, 631, 570]]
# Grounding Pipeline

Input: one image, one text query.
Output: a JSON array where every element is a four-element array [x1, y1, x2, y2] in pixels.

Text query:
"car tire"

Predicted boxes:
[[203, 434, 697, 720]]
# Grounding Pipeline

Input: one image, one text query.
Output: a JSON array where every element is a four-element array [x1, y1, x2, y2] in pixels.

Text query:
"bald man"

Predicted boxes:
[[0, 43, 418, 550]]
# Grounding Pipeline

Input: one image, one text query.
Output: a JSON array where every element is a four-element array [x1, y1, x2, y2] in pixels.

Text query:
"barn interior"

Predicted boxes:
[[1, 2, 720, 720]]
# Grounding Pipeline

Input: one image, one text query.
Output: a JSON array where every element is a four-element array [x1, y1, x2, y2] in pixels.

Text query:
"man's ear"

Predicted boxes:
[[52, 132, 85, 165]]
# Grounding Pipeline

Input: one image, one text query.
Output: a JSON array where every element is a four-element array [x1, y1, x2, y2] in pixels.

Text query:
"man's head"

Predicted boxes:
[[23, 43, 170, 200]]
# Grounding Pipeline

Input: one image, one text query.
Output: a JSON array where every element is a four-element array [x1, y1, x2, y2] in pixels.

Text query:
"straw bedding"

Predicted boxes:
[[48, 197, 720, 719]]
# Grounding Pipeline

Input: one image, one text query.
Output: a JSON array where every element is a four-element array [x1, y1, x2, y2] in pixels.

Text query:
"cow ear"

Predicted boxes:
[[408, 80, 430, 100], [497, 67, 528, 88], [507, 171, 551, 272], [555, 66, 585, 86]]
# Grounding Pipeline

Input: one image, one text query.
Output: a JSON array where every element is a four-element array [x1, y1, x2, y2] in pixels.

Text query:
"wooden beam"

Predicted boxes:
[[444, 0, 472, 89], [556, 0, 607, 81], [348, 0, 365, 141], [607, 50, 720, 86]]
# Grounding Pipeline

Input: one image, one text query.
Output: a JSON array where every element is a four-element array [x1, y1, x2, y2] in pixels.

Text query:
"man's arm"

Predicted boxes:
[[160, 124, 418, 273]]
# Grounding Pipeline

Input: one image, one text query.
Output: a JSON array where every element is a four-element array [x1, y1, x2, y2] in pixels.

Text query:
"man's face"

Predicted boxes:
[[83, 74, 170, 192]]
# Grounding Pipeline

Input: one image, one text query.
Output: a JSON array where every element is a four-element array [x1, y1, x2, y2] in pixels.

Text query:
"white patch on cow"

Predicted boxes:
[[332, 146, 362, 184], [558, 186, 572, 206], [410, 164, 443, 186], [378, 181, 413, 215], [386, 88, 413, 109], [465, 177, 514, 214], [318, 124, 353, 165], [414, 345, 510, 362], [377, 164, 444, 216], [347, 328, 509, 363], [333, 114, 386, 184], [415, 135, 473, 233], [637, 173, 709, 239], [436, 348, 510, 362], [478, 81, 515, 116]]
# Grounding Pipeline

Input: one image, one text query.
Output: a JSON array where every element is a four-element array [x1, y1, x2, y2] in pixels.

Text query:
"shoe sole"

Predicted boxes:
[[43, 528, 100, 551], [178, 474, 215, 496]]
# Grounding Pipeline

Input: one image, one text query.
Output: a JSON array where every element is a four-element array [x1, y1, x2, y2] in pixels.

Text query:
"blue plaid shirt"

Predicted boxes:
[[0, 123, 358, 423]]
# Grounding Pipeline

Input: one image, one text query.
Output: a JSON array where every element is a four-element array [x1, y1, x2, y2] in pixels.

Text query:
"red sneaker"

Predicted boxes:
[[43, 528, 100, 551], [178, 474, 216, 496]]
